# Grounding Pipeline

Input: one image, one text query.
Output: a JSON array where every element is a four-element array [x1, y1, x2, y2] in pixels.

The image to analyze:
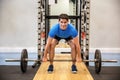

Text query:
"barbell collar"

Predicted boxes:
[[83, 59, 97, 62]]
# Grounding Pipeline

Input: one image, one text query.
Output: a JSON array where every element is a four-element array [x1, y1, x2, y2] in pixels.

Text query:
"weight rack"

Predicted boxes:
[[32, 0, 46, 67], [35, 0, 91, 67], [80, 0, 90, 66]]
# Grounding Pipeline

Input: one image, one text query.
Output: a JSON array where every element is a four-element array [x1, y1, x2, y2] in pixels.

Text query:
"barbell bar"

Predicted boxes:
[[5, 49, 118, 74], [5, 58, 117, 62]]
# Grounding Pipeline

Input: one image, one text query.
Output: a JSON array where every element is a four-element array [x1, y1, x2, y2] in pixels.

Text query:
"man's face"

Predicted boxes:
[[59, 19, 68, 30]]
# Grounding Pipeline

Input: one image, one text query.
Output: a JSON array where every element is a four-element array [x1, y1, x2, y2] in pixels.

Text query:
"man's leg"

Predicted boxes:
[[67, 40, 76, 64], [49, 39, 58, 64], [47, 39, 58, 73], [67, 40, 77, 73], [73, 36, 82, 62]]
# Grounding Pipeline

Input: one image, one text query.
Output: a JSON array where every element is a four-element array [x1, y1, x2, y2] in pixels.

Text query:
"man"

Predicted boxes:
[[42, 13, 82, 73]]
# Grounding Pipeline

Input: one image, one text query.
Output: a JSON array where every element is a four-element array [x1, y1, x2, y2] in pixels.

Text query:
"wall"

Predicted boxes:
[[90, 0, 120, 52], [0, 0, 38, 52]]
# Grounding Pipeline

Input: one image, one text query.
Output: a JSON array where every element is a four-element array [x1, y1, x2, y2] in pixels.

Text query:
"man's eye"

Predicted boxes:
[[64, 22, 67, 24]]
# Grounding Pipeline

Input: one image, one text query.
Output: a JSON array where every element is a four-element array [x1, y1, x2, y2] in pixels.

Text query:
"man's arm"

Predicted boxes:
[[42, 37, 53, 61]]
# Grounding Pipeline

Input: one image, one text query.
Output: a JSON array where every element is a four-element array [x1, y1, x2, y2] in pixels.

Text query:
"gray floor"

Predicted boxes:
[[0, 66, 38, 80], [0, 65, 120, 80], [88, 66, 120, 80]]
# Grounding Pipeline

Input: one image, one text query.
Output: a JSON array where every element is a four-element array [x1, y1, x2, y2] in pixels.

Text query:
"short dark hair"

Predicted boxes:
[[58, 13, 69, 21]]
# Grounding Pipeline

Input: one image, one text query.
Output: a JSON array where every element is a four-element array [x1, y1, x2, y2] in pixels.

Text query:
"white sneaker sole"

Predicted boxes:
[[72, 71, 77, 74], [48, 71, 53, 74]]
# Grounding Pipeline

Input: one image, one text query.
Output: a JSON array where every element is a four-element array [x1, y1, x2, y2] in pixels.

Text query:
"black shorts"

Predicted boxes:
[[54, 35, 73, 42]]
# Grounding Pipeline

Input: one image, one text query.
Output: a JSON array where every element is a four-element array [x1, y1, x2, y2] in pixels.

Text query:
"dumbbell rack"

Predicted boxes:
[[80, 0, 90, 66]]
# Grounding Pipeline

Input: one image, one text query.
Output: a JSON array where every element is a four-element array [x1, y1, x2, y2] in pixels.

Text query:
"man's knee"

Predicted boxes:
[[71, 45, 75, 50], [50, 40, 58, 48], [50, 43, 56, 49], [68, 41, 75, 49]]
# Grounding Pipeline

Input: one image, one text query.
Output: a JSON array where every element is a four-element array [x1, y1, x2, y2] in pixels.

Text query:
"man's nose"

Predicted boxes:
[[62, 23, 66, 25]]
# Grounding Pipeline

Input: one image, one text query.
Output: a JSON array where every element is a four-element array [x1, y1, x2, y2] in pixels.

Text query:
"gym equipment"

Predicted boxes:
[[20, 49, 28, 73], [5, 49, 117, 74]]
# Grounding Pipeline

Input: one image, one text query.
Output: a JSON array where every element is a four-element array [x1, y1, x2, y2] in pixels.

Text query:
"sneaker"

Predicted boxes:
[[71, 64, 77, 73], [47, 64, 54, 73]]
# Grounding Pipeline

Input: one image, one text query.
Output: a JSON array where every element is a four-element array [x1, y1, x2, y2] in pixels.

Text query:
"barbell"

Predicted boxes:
[[5, 49, 117, 74]]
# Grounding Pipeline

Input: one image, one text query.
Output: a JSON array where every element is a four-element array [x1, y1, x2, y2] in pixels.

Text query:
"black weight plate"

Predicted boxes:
[[94, 49, 101, 74], [20, 49, 28, 73]]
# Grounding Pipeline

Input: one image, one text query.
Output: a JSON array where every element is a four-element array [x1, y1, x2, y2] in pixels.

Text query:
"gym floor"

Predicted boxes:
[[0, 65, 120, 80], [0, 52, 120, 80]]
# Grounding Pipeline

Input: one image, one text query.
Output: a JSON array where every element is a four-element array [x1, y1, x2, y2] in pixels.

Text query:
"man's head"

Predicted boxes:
[[58, 13, 69, 30]]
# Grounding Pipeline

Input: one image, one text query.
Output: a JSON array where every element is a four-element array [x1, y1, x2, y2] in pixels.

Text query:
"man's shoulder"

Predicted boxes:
[[68, 24, 75, 29], [52, 23, 59, 27], [50, 23, 59, 31], [68, 23, 74, 26]]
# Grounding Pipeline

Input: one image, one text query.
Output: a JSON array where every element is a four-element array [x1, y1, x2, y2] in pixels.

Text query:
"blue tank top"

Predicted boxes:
[[48, 23, 78, 38]]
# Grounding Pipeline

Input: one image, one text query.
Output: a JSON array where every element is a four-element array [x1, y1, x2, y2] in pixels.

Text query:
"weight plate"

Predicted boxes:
[[20, 49, 28, 73], [94, 49, 101, 74]]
